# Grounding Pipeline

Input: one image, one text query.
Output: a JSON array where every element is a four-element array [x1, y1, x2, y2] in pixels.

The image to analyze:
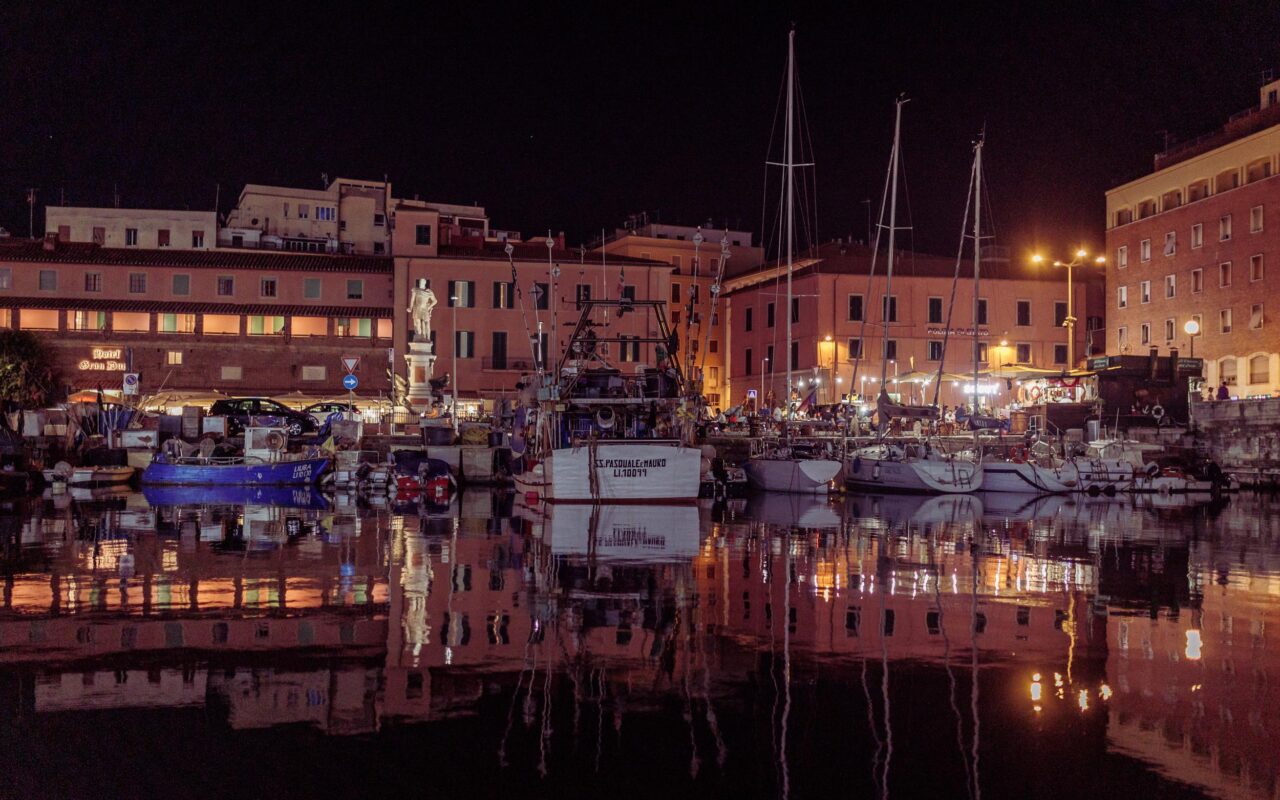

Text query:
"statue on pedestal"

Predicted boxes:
[[408, 279, 438, 345]]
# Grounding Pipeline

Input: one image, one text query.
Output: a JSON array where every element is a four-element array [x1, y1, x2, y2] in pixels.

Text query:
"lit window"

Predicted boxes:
[[166, 351, 183, 366], [247, 315, 284, 335], [1249, 353, 1269, 384], [70, 311, 106, 331], [159, 313, 195, 334], [1139, 239, 1151, 261], [455, 330, 475, 358]]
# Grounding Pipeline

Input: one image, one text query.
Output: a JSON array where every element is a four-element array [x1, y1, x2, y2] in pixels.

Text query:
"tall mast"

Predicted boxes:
[[784, 27, 796, 419], [971, 137, 984, 448], [879, 98, 905, 386]]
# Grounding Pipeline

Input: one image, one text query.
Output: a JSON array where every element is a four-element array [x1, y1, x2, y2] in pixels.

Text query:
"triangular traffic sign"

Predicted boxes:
[[342, 356, 360, 373]]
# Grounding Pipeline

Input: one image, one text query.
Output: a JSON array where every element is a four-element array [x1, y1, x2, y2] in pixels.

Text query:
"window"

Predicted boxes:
[[883, 339, 897, 360], [128, 273, 147, 294], [1250, 354, 1270, 385], [346, 279, 363, 300], [927, 297, 943, 324], [374, 213, 386, 227], [790, 297, 800, 324], [300, 366, 326, 381], [1164, 318, 1175, 341], [316, 207, 335, 221], [1247, 159, 1273, 184], [166, 351, 183, 366], [202, 314, 239, 335], [247, 315, 284, 335], [1054, 301, 1067, 327], [882, 295, 897, 322], [70, 311, 106, 331], [927, 340, 944, 360], [766, 345, 775, 370], [1140, 323, 1151, 345], [415, 224, 432, 245], [669, 255, 682, 272], [217, 276, 235, 296], [157, 229, 170, 247], [745, 307, 753, 331], [159, 313, 195, 333], [670, 283, 681, 303], [1216, 169, 1240, 193], [977, 342, 988, 363], [373, 243, 385, 255], [1220, 214, 1232, 241], [1016, 343, 1032, 363], [448, 280, 476, 308], [84, 272, 102, 292], [1116, 208, 1133, 226], [490, 331, 508, 369], [575, 283, 592, 309], [790, 340, 799, 369], [709, 340, 718, 354], [1164, 231, 1176, 256], [1016, 300, 1031, 326], [172, 274, 190, 296], [767, 302, 775, 327], [91, 226, 105, 244], [191, 230, 205, 248], [1117, 245, 1128, 268], [1117, 286, 1128, 308], [298, 204, 310, 219], [745, 348, 753, 375], [39, 270, 57, 291], [303, 278, 321, 299], [1251, 254, 1265, 282], [1117, 326, 1128, 350], [455, 330, 475, 358], [532, 282, 549, 310], [125, 228, 138, 246], [492, 281, 515, 309], [1140, 239, 1151, 261], [1220, 357, 1237, 386], [260, 278, 277, 298], [1251, 303, 1264, 330], [1220, 308, 1232, 334], [1191, 223, 1203, 249], [221, 366, 242, 381], [615, 334, 639, 363], [1220, 262, 1232, 287], [335, 318, 372, 337], [1053, 344, 1068, 364], [1191, 268, 1203, 293], [847, 338, 863, 359], [848, 294, 864, 321], [1251, 205, 1264, 233], [1139, 280, 1150, 304], [707, 366, 719, 386], [0, 268, 9, 290], [1164, 274, 1176, 299]]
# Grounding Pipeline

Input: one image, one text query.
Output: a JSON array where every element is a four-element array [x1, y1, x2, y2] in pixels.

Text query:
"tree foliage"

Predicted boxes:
[[0, 330, 56, 408]]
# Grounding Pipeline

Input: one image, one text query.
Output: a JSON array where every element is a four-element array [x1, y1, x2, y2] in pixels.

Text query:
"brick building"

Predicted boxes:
[[1105, 79, 1280, 397]]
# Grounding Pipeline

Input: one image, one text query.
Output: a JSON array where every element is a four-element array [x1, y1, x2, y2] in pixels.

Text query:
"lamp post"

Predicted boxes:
[[761, 356, 769, 415], [1032, 249, 1106, 370], [450, 295, 459, 424], [1184, 318, 1200, 358]]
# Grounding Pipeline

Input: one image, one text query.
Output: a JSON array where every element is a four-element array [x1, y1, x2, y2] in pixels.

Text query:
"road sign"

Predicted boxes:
[[746, 389, 758, 399], [342, 356, 360, 374], [122, 373, 139, 396], [342, 374, 359, 391]]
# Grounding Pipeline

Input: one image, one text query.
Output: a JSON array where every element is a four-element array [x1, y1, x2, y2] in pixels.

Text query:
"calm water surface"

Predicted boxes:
[[0, 488, 1277, 799]]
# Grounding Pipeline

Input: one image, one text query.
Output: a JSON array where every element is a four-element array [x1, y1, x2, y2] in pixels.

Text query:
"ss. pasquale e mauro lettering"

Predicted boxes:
[[595, 457, 667, 477]]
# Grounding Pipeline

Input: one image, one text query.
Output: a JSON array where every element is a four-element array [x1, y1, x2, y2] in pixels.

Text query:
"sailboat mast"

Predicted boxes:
[[880, 98, 905, 386], [971, 138, 983, 445], [784, 27, 796, 418]]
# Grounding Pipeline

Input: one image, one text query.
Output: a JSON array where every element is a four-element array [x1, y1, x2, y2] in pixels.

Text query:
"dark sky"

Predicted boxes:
[[2, 1, 1278, 260]]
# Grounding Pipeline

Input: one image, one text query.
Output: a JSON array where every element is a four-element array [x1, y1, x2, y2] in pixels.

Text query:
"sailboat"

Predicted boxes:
[[845, 100, 981, 494], [742, 28, 842, 495]]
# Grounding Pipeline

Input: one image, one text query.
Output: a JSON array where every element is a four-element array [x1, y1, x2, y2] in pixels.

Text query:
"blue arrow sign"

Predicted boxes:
[[342, 374, 359, 391]]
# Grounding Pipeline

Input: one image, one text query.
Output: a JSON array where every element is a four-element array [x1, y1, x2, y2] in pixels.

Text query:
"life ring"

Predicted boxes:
[[1012, 446, 1028, 464], [1151, 404, 1164, 419], [596, 407, 616, 430], [1028, 386, 1043, 403]]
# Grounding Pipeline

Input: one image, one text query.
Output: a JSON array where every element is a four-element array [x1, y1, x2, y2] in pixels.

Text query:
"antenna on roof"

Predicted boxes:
[[112, 183, 120, 208], [25, 188, 38, 239], [321, 173, 329, 189], [1260, 68, 1275, 86]]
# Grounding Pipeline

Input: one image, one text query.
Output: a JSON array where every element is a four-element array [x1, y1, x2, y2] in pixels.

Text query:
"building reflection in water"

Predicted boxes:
[[0, 488, 1275, 798]]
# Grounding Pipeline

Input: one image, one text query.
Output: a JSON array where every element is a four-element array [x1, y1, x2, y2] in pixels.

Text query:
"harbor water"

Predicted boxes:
[[0, 488, 1276, 799]]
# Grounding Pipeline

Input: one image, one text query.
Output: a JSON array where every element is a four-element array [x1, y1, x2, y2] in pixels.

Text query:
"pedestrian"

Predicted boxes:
[[1217, 381, 1230, 401]]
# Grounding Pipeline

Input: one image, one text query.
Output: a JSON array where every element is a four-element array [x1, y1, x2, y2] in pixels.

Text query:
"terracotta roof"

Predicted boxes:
[[437, 241, 668, 266], [0, 296, 392, 317], [0, 240, 392, 273]]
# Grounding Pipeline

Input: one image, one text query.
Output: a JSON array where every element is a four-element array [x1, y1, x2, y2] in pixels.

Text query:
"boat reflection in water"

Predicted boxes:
[[0, 488, 1276, 799]]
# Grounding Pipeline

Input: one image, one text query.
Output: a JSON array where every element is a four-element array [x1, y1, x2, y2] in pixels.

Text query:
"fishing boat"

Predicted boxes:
[[141, 428, 329, 487], [509, 299, 703, 503], [843, 99, 980, 494], [43, 461, 136, 488], [742, 29, 842, 493]]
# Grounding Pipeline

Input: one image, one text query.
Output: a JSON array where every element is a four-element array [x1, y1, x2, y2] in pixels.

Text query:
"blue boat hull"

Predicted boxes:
[[142, 484, 332, 509], [141, 456, 330, 486]]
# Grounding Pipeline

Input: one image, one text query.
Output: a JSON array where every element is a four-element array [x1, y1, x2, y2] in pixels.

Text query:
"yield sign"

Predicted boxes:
[[342, 356, 360, 374]]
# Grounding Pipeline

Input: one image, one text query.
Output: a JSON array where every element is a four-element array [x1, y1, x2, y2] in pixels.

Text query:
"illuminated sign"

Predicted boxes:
[[926, 327, 990, 337], [78, 348, 126, 371]]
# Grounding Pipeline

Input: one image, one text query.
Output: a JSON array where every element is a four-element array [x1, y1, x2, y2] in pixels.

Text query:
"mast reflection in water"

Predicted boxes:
[[0, 487, 1275, 799]]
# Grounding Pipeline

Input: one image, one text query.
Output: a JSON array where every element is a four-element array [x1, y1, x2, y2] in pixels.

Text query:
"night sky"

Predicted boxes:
[[2, 2, 1278, 261]]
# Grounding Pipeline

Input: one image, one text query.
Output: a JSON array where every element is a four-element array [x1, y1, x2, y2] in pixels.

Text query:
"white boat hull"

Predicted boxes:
[[743, 458, 842, 494], [528, 503, 701, 561], [845, 452, 981, 494], [981, 461, 1077, 493], [512, 443, 701, 502]]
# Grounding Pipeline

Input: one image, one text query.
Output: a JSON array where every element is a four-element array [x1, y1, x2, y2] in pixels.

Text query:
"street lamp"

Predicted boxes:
[[1184, 318, 1200, 358], [1032, 249, 1106, 369]]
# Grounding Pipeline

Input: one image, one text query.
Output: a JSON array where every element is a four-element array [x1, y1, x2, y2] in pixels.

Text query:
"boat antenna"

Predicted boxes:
[[506, 243, 543, 377], [930, 151, 977, 408], [971, 133, 984, 453], [683, 228, 703, 388], [698, 234, 730, 376], [546, 231, 559, 371], [783, 28, 796, 422]]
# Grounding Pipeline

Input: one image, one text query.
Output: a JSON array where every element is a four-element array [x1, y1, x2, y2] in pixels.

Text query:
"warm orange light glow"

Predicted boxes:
[[1075, 248, 1087, 259], [1031, 254, 1044, 264], [1094, 256, 1106, 264]]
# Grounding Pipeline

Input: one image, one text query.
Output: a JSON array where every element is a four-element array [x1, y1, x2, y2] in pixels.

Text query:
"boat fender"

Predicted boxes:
[[596, 407, 616, 430], [1151, 404, 1164, 419], [872, 461, 881, 480], [852, 456, 862, 474]]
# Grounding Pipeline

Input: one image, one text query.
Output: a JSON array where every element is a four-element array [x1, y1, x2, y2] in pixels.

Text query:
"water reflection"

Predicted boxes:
[[0, 488, 1275, 799]]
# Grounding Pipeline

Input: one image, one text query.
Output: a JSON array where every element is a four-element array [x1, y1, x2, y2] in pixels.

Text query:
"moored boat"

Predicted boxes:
[[142, 453, 329, 486]]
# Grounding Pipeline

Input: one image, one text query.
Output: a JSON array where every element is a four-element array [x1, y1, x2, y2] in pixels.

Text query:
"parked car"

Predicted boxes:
[[209, 398, 318, 438], [303, 401, 360, 426]]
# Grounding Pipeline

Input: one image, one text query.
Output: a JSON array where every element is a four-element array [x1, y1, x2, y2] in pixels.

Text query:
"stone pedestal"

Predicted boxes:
[[405, 340, 437, 408]]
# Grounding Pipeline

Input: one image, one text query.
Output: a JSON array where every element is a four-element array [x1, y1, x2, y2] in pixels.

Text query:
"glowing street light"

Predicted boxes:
[[1184, 318, 1201, 358], [1031, 249, 1106, 369]]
